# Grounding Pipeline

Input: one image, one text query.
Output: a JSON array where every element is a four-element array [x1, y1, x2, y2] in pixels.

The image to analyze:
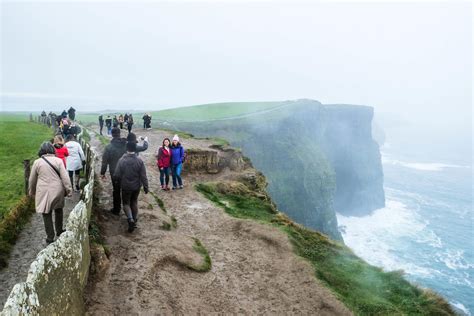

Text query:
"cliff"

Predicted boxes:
[[169, 99, 385, 240]]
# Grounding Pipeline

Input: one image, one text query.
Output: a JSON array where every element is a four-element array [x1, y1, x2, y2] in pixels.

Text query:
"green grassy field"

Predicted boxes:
[[153, 101, 285, 122], [0, 116, 53, 218]]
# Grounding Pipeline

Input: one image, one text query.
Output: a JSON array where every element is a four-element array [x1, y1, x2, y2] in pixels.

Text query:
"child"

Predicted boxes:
[[53, 135, 69, 168], [156, 138, 171, 190]]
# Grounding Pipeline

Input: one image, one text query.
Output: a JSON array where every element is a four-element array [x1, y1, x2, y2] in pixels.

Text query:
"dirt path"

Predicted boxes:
[[84, 125, 351, 315], [0, 192, 80, 307]]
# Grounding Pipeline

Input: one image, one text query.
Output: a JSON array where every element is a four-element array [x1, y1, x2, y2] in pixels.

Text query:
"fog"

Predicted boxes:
[[1, 1, 472, 147]]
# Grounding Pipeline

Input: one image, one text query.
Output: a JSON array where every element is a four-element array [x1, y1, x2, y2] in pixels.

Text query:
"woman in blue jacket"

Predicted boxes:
[[170, 135, 185, 190]]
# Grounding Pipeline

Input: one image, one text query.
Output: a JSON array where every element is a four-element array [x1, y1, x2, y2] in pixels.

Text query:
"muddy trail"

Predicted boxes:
[[0, 192, 81, 307], [84, 126, 351, 315]]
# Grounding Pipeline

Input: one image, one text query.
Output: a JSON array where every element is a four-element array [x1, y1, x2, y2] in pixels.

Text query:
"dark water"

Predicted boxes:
[[338, 136, 473, 314]]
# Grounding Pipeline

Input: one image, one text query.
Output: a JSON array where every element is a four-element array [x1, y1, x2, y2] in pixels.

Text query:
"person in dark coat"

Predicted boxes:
[[105, 115, 112, 135], [127, 114, 134, 133], [112, 116, 119, 128], [68, 107, 76, 121], [100, 127, 127, 215], [170, 135, 185, 190], [156, 138, 171, 190], [126, 133, 148, 156], [61, 110, 68, 118], [98, 115, 104, 135], [114, 141, 149, 232]]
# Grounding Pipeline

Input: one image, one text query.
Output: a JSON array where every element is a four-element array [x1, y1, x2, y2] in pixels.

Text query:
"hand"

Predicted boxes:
[[144, 188, 149, 194], [160, 167, 163, 170]]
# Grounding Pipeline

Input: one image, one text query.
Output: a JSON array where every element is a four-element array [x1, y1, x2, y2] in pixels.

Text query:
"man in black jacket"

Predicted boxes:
[[114, 141, 149, 232], [100, 127, 127, 215]]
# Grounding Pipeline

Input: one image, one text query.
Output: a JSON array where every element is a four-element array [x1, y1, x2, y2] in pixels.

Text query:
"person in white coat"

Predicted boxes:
[[65, 134, 85, 191]]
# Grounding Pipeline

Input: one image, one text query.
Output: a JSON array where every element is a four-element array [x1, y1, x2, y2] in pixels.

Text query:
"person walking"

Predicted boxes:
[[105, 115, 112, 135], [99, 115, 104, 135], [68, 107, 76, 121], [53, 135, 69, 168], [156, 138, 171, 190], [113, 115, 119, 128], [118, 114, 124, 129], [114, 141, 149, 232], [65, 134, 85, 191], [170, 135, 185, 190], [29, 142, 72, 244], [127, 114, 134, 133], [100, 127, 127, 215]]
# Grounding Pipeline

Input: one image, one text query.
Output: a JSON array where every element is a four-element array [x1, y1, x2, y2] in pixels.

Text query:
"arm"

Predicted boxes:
[[64, 147, 69, 157], [140, 161, 149, 193], [136, 138, 149, 153], [28, 160, 39, 196], [181, 147, 185, 163], [113, 159, 123, 180]]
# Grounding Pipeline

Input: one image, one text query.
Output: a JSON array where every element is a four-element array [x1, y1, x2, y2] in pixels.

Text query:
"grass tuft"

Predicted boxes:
[[188, 237, 212, 272], [195, 181, 455, 316], [149, 191, 167, 213]]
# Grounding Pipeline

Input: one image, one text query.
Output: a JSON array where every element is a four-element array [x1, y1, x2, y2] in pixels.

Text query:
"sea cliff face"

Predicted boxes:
[[171, 99, 385, 240]]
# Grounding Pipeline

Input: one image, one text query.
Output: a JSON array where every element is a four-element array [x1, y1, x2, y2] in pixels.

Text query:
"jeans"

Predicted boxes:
[[112, 177, 122, 213], [171, 163, 183, 188], [42, 208, 64, 242], [122, 190, 140, 221], [99, 123, 103, 135], [107, 125, 112, 135], [160, 167, 170, 186]]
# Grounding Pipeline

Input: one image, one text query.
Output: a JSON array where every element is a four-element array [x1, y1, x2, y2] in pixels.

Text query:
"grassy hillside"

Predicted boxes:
[[153, 101, 285, 122], [196, 180, 454, 315], [0, 117, 53, 218]]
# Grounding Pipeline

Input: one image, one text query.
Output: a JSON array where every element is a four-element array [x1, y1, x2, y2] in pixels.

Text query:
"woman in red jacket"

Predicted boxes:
[[53, 135, 69, 168], [156, 138, 171, 190]]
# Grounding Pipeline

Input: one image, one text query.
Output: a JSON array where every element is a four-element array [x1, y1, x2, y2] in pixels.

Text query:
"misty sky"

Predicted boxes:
[[0, 1, 472, 136]]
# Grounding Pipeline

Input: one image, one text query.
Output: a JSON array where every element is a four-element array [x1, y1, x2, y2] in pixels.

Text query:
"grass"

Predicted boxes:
[[153, 101, 284, 122], [188, 237, 212, 272], [195, 182, 455, 316], [93, 132, 109, 146], [157, 127, 194, 139], [149, 191, 167, 213], [82, 128, 91, 142], [0, 120, 53, 219]]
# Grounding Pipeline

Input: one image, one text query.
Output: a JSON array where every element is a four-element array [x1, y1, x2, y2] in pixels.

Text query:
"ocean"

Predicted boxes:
[[337, 137, 473, 314]]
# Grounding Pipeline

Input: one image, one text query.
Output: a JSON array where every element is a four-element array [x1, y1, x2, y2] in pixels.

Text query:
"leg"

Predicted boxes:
[[75, 169, 81, 190], [164, 167, 170, 187], [130, 190, 140, 222], [112, 177, 122, 214], [121, 190, 135, 232], [42, 212, 55, 242], [159, 169, 165, 187], [171, 165, 178, 188], [176, 163, 183, 187], [54, 208, 64, 236], [68, 170, 74, 189]]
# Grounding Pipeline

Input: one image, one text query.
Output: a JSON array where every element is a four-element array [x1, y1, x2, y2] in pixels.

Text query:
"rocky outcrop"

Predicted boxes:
[[184, 147, 247, 174], [171, 99, 385, 240]]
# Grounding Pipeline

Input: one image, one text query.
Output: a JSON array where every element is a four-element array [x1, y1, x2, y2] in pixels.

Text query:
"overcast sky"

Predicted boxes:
[[0, 1, 472, 134]]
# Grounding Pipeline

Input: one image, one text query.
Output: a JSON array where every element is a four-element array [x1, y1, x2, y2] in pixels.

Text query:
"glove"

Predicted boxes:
[[144, 187, 149, 194]]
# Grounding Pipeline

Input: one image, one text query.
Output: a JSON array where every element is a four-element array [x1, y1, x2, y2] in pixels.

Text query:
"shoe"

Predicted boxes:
[[56, 229, 66, 237], [110, 209, 120, 216], [165, 186, 170, 191], [45, 238, 54, 245], [172, 187, 177, 190], [128, 219, 135, 233], [161, 185, 166, 191], [179, 185, 184, 189], [76, 185, 80, 191]]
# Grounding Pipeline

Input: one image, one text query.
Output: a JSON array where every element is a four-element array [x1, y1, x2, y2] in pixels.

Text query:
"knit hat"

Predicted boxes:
[[172, 134, 180, 142], [111, 127, 121, 138]]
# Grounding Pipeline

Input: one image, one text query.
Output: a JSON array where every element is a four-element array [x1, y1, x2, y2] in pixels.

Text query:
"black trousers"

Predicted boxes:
[[112, 177, 122, 213], [122, 190, 140, 221], [42, 208, 63, 242]]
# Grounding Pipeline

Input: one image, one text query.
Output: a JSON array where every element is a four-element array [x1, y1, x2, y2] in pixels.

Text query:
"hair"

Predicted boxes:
[[127, 141, 137, 152], [127, 132, 137, 143], [111, 127, 121, 138], [162, 138, 171, 147], [38, 142, 56, 157], [54, 135, 64, 145], [66, 134, 75, 142]]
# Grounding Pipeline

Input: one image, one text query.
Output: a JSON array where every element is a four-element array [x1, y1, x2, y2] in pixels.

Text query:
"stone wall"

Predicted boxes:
[[1, 128, 95, 315]]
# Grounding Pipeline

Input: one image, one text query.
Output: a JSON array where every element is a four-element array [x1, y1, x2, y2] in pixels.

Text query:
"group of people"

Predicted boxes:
[[98, 113, 135, 136], [40, 107, 79, 138], [29, 117, 86, 244], [100, 127, 185, 232], [30, 108, 186, 242]]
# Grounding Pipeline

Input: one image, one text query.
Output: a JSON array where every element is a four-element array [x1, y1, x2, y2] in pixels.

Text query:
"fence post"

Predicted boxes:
[[23, 160, 31, 195]]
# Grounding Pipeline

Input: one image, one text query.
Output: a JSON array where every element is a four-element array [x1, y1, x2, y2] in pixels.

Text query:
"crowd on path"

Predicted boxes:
[[98, 112, 153, 136], [30, 108, 186, 244]]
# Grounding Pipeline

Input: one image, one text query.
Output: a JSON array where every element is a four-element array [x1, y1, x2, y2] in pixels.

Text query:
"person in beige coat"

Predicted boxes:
[[29, 142, 72, 244]]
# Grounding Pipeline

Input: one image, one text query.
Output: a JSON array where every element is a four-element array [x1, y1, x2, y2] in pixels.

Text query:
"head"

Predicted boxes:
[[172, 134, 180, 146], [66, 134, 75, 142], [163, 138, 171, 147], [38, 142, 56, 157], [126, 132, 138, 143], [111, 127, 121, 138], [54, 135, 64, 145], [126, 141, 137, 152]]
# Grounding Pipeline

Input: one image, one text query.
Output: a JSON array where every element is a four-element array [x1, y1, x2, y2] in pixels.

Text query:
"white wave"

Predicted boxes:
[[381, 154, 471, 172], [337, 199, 445, 276], [438, 250, 474, 271], [451, 301, 471, 315]]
